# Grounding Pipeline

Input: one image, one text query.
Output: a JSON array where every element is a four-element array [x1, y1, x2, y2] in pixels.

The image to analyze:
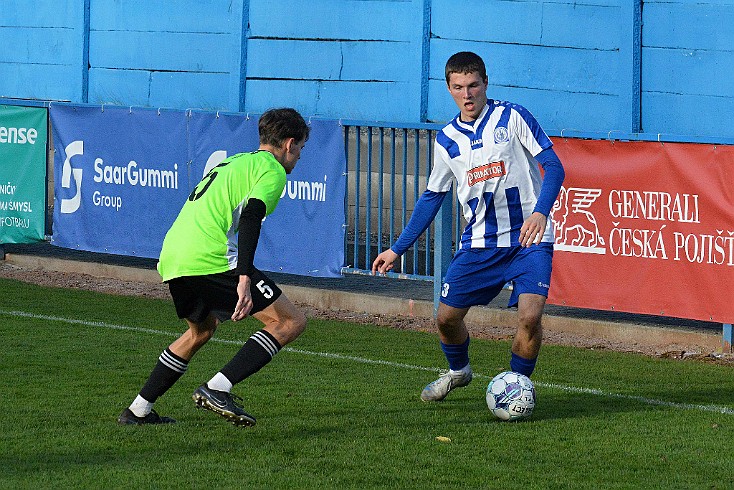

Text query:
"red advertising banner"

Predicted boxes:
[[548, 139, 734, 323]]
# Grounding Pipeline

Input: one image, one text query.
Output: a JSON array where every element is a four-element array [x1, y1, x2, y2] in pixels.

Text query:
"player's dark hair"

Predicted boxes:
[[258, 108, 310, 146], [445, 51, 487, 84]]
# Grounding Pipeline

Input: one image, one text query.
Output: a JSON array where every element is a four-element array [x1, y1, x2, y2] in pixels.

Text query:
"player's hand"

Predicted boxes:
[[519, 212, 547, 247], [232, 275, 253, 321], [371, 249, 399, 275]]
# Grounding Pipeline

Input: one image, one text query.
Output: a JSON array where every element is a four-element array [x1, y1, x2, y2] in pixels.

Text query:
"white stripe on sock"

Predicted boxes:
[[159, 350, 188, 373], [251, 331, 278, 357]]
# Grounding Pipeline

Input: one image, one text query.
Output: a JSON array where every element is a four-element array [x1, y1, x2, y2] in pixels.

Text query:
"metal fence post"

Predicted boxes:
[[724, 324, 733, 353], [433, 196, 453, 316]]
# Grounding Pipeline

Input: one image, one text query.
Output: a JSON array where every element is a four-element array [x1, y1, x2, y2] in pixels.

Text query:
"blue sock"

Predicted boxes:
[[510, 352, 537, 377], [440, 336, 470, 371]]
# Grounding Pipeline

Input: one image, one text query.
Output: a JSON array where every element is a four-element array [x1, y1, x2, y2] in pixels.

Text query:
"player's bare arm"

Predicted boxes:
[[519, 212, 548, 247], [372, 248, 399, 275], [232, 274, 253, 321]]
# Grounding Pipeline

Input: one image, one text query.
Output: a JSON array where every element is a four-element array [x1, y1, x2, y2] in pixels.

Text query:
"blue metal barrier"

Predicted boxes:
[[340, 121, 457, 312], [341, 122, 452, 276]]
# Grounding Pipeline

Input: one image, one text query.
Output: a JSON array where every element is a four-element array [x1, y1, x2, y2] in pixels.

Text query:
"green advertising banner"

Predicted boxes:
[[0, 105, 47, 243]]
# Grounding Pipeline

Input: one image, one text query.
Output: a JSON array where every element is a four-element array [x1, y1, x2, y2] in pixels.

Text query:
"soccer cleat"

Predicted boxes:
[[192, 384, 256, 427], [117, 408, 176, 425], [420, 368, 473, 402]]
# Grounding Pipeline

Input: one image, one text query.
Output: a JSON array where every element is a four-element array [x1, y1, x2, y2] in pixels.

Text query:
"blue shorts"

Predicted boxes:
[[440, 243, 553, 309]]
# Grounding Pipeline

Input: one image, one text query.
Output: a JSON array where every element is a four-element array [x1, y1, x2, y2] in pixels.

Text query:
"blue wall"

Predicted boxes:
[[642, 0, 734, 137], [1, 0, 733, 140], [0, 3, 85, 102], [87, 1, 244, 110]]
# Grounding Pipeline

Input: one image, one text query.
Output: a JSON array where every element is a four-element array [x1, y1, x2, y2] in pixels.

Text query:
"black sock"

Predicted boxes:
[[139, 348, 188, 403], [220, 330, 281, 386]]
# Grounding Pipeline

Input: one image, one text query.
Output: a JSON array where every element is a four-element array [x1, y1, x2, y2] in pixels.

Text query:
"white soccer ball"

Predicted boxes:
[[486, 371, 536, 421]]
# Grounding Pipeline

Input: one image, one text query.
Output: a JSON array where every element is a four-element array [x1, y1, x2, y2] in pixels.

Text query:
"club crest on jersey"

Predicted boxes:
[[494, 127, 509, 143], [467, 161, 506, 186]]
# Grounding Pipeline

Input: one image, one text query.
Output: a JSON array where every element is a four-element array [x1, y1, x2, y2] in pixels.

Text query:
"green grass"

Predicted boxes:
[[1, 277, 733, 489]]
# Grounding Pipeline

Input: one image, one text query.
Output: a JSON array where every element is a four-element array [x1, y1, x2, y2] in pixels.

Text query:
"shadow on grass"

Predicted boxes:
[[412, 387, 665, 424]]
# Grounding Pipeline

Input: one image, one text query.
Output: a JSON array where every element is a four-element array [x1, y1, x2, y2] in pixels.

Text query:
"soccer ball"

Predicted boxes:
[[486, 371, 536, 421]]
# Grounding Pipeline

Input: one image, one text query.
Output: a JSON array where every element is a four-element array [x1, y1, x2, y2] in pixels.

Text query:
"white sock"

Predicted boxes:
[[207, 372, 233, 393], [129, 395, 153, 418], [449, 364, 472, 376]]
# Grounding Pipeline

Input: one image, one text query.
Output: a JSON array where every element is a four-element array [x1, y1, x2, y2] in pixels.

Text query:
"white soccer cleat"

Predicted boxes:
[[420, 368, 473, 401]]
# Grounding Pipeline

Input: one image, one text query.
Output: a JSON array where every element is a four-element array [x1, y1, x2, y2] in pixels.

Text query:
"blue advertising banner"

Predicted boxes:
[[50, 105, 190, 258], [50, 105, 346, 277], [189, 113, 346, 277]]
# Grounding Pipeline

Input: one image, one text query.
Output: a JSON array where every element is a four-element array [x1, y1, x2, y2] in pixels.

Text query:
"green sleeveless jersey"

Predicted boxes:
[[157, 151, 286, 281]]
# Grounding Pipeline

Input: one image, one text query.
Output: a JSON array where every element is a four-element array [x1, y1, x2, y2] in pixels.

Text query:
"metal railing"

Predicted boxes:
[[341, 122, 456, 277], [341, 121, 461, 312]]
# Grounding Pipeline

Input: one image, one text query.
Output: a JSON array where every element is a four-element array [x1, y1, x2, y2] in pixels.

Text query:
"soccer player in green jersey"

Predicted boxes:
[[118, 108, 310, 427]]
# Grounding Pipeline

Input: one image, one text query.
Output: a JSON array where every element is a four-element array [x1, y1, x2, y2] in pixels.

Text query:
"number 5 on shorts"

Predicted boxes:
[[256, 280, 274, 299]]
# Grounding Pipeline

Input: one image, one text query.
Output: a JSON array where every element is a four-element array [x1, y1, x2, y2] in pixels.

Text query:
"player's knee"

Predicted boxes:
[[285, 309, 306, 334], [517, 311, 542, 334], [189, 328, 215, 347], [436, 314, 461, 336], [278, 309, 307, 342]]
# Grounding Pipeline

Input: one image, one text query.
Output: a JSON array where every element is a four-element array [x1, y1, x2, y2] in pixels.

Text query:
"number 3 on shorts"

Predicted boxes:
[[256, 280, 274, 299]]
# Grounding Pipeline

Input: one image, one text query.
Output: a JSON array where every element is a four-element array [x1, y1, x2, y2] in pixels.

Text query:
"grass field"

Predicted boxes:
[[2, 277, 733, 489]]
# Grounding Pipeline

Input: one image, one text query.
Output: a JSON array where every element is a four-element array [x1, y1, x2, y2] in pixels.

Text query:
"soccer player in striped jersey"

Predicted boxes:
[[372, 51, 565, 401], [118, 108, 310, 426]]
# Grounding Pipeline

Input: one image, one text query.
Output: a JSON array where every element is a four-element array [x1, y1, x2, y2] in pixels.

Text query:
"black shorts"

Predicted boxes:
[[167, 268, 282, 324]]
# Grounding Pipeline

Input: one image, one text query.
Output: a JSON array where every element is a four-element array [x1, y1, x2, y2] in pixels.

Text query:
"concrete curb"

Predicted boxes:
[[6, 253, 162, 283], [4, 253, 723, 353]]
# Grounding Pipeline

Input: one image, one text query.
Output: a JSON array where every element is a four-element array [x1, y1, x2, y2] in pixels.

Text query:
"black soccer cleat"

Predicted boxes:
[[117, 408, 176, 425], [192, 384, 256, 427]]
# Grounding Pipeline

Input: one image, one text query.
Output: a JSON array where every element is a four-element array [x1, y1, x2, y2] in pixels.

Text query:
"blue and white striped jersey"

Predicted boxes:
[[428, 100, 554, 249]]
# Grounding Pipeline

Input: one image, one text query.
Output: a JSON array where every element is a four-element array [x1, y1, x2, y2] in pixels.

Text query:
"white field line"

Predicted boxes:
[[4, 308, 734, 416]]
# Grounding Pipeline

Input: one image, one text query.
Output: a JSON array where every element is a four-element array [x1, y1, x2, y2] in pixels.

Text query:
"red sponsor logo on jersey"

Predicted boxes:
[[467, 161, 506, 186]]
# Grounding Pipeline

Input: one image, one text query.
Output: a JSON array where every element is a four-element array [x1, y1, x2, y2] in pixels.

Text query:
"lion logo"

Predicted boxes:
[[551, 186, 606, 251]]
